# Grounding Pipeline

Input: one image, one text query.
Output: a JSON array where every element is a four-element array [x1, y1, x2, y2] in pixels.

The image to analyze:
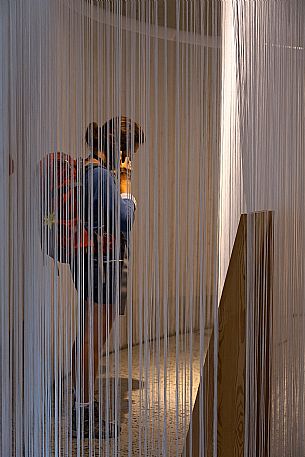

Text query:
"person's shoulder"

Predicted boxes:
[[85, 163, 103, 177], [93, 165, 115, 186], [85, 163, 113, 182], [100, 166, 115, 181]]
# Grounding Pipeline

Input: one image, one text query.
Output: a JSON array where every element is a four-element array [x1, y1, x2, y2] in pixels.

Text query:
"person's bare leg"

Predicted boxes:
[[72, 301, 114, 403]]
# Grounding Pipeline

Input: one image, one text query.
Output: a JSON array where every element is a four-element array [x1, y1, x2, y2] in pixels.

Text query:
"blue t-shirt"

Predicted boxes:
[[84, 164, 136, 244]]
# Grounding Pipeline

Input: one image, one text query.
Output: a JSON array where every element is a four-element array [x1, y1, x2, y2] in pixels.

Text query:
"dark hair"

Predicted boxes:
[[85, 117, 145, 165], [85, 122, 100, 155], [102, 116, 145, 152]]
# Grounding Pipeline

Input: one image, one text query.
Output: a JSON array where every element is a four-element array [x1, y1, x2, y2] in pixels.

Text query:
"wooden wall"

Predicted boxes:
[[185, 211, 273, 457]]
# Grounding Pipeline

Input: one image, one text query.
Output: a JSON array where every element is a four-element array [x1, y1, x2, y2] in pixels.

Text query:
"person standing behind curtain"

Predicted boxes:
[[70, 117, 144, 439]]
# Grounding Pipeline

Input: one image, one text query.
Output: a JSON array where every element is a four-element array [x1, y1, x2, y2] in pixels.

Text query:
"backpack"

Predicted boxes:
[[40, 152, 91, 263]]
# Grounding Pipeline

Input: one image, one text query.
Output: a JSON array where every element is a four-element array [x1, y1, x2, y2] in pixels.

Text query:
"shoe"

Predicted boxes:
[[72, 401, 120, 439]]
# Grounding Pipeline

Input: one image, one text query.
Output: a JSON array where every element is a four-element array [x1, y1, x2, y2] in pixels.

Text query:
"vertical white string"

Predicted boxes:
[[0, 1, 261, 456]]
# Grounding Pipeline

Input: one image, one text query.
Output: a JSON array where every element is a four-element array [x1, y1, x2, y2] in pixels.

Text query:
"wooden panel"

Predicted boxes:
[[217, 214, 247, 457], [184, 211, 273, 457], [244, 212, 273, 456]]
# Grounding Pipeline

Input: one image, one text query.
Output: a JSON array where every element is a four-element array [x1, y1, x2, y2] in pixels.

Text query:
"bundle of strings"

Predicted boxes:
[[221, 1, 305, 455], [0, 1, 304, 456]]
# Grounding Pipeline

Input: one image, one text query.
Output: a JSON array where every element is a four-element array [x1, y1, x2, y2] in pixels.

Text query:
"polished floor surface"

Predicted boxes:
[[52, 331, 211, 456]]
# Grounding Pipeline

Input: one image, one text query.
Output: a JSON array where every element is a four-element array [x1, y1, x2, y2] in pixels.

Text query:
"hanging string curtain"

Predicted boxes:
[[1, 1, 304, 456]]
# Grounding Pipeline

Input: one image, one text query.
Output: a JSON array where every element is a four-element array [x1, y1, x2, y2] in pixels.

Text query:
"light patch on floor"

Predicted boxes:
[[53, 331, 211, 456]]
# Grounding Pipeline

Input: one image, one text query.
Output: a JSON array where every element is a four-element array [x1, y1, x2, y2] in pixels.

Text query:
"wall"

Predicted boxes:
[[2, 1, 221, 386], [222, 1, 305, 454], [48, 2, 221, 352]]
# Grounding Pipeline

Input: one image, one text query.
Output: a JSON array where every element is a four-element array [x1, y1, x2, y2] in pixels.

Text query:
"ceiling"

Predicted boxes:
[[94, 1, 221, 37]]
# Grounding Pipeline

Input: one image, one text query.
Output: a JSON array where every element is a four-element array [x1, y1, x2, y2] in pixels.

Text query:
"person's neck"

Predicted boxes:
[[85, 157, 101, 165], [85, 150, 107, 166]]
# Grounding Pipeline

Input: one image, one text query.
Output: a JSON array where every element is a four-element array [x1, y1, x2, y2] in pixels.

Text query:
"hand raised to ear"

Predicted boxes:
[[119, 156, 132, 194], [120, 155, 132, 175]]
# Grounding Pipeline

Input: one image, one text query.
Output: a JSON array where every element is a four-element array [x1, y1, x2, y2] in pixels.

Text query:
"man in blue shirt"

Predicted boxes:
[[71, 117, 144, 439]]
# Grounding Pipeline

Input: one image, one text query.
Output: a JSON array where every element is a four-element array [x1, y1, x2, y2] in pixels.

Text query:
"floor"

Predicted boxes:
[[52, 331, 211, 457]]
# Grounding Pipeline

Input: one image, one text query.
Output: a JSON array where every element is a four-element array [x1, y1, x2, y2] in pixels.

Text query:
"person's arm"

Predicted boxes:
[[119, 157, 137, 236]]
